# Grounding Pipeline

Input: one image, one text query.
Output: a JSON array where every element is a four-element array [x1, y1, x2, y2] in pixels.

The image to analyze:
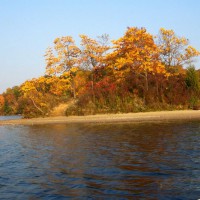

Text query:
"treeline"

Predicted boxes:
[[0, 27, 200, 118]]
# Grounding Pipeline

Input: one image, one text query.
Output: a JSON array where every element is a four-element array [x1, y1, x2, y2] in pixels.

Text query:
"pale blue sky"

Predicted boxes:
[[0, 0, 200, 93]]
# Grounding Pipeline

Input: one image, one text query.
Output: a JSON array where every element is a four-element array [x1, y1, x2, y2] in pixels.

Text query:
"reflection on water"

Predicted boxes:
[[0, 121, 200, 199]]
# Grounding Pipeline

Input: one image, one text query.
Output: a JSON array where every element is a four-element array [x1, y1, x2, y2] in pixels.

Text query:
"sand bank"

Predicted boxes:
[[1, 110, 200, 125]]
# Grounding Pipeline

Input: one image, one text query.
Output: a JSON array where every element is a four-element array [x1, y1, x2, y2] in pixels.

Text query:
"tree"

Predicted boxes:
[[44, 36, 81, 98], [2, 86, 21, 114], [79, 34, 110, 102], [79, 34, 110, 69], [0, 95, 4, 106], [20, 78, 46, 115], [45, 36, 80, 75], [185, 65, 200, 93], [106, 27, 166, 102], [158, 28, 200, 73], [0, 95, 5, 113]]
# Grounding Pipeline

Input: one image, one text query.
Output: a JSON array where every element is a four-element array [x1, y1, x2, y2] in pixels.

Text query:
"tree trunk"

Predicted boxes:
[[91, 73, 95, 103], [144, 71, 149, 104], [72, 78, 76, 99], [30, 97, 44, 114], [156, 76, 159, 100]]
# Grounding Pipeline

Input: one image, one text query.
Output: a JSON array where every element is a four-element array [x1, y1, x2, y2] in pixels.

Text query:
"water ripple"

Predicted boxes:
[[0, 121, 200, 199]]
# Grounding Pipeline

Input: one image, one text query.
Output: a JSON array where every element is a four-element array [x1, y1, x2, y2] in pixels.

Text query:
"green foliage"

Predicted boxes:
[[185, 65, 200, 92], [188, 96, 200, 109], [3, 100, 13, 115]]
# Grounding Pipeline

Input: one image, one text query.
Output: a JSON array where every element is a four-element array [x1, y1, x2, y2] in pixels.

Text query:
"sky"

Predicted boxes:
[[0, 0, 200, 93]]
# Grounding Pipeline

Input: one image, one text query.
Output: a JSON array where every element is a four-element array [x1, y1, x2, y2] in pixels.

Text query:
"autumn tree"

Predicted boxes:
[[158, 28, 200, 73], [79, 34, 109, 69], [0, 95, 5, 114], [79, 34, 110, 101], [106, 27, 166, 102], [45, 75, 71, 97], [20, 78, 47, 115], [45, 36, 81, 98], [1, 86, 21, 114]]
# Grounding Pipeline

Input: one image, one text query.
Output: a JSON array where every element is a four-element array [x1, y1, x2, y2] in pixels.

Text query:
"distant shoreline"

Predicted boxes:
[[1, 110, 200, 125]]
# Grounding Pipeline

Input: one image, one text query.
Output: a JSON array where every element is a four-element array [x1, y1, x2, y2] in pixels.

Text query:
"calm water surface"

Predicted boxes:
[[0, 118, 200, 199], [0, 116, 21, 121]]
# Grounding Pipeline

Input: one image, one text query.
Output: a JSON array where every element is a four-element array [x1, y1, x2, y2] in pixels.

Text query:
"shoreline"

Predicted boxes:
[[1, 110, 200, 125]]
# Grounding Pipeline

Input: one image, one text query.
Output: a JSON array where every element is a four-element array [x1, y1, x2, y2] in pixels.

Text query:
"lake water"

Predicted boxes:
[[0, 115, 22, 121], [0, 117, 200, 199]]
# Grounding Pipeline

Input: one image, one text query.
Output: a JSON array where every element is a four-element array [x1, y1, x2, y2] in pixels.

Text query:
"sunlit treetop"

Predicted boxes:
[[79, 34, 110, 69], [106, 27, 166, 78], [158, 28, 200, 69], [45, 36, 81, 76]]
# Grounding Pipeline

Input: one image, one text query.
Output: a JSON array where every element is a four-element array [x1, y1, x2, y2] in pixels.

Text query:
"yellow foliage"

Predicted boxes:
[[44, 36, 80, 76], [106, 27, 166, 78], [158, 28, 200, 68], [79, 34, 110, 69]]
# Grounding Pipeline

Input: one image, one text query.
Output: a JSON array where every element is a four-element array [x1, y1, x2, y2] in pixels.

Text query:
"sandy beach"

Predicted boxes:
[[1, 110, 200, 125]]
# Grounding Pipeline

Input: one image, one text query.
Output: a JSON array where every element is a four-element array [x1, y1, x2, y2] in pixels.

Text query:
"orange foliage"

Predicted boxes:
[[107, 27, 166, 79], [0, 95, 4, 107]]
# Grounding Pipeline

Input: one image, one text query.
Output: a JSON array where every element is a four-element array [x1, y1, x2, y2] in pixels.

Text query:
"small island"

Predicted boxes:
[[0, 27, 200, 119]]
